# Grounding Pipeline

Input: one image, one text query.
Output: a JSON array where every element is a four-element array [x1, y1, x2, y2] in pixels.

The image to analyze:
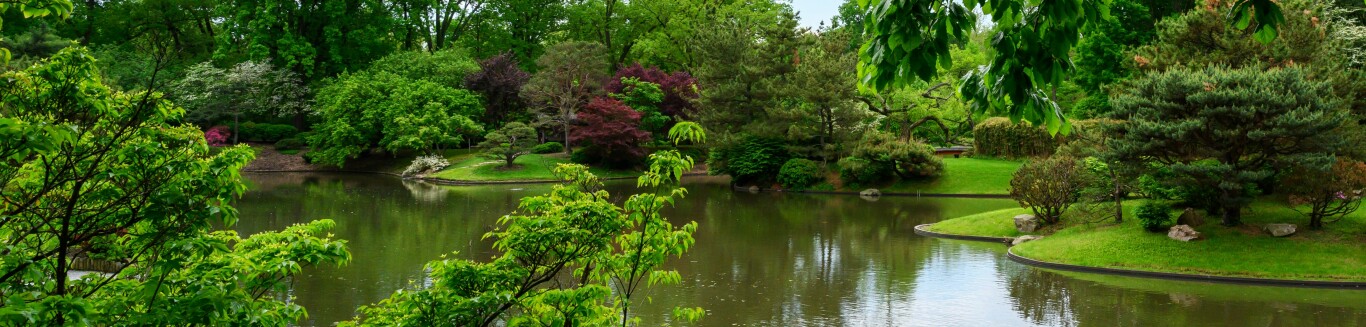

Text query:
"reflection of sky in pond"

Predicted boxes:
[[234, 173, 1366, 326]]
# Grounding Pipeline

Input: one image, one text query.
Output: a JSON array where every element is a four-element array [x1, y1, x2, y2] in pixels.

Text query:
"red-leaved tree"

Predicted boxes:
[[571, 97, 652, 167], [465, 53, 531, 127], [605, 64, 699, 119]]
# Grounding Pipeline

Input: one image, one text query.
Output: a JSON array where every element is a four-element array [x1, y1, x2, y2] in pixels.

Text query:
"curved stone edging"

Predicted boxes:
[[913, 224, 1014, 243], [242, 169, 402, 177], [1005, 247, 1366, 289], [744, 188, 1012, 199]]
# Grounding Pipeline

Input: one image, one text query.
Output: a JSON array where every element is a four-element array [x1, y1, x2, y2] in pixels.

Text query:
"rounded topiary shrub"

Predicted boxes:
[[532, 142, 564, 154], [706, 135, 789, 185], [777, 158, 823, 189], [274, 138, 306, 150], [972, 117, 1059, 158], [1136, 201, 1174, 232], [837, 157, 892, 186]]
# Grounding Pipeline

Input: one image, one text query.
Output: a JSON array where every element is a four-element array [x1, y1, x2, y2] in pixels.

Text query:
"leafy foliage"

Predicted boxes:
[[0, 47, 345, 326], [464, 52, 531, 126], [605, 64, 700, 121], [307, 70, 483, 167], [570, 97, 652, 167], [171, 60, 310, 141], [837, 157, 892, 186], [849, 131, 944, 179], [610, 77, 670, 135], [1105, 67, 1346, 226], [1136, 201, 1174, 232], [523, 41, 611, 153], [215, 0, 395, 78], [478, 122, 539, 168], [532, 142, 564, 154], [972, 117, 1059, 158], [777, 158, 824, 189], [1009, 157, 1086, 225], [402, 155, 452, 177], [1284, 159, 1366, 229], [707, 135, 791, 185]]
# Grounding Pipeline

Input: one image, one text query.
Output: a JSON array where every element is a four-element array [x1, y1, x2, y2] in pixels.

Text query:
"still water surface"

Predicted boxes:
[[234, 173, 1366, 326]]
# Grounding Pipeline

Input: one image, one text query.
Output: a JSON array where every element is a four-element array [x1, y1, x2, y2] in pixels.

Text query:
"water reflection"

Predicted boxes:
[[233, 173, 1366, 326]]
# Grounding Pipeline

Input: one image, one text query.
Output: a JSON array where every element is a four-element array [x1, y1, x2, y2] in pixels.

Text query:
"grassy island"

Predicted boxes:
[[928, 201, 1366, 282], [429, 153, 638, 182]]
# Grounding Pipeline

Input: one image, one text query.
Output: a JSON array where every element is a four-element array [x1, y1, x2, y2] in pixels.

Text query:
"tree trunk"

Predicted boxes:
[[563, 120, 572, 155], [1111, 167, 1123, 223]]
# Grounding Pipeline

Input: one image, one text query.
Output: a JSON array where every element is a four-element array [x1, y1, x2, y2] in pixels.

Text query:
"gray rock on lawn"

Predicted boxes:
[[1177, 208, 1205, 227], [1011, 235, 1045, 246], [860, 189, 882, 197], [1264, 223, 1297, 237], [1167, 224, 1201, 242], [1014, 214, 1040, 233]]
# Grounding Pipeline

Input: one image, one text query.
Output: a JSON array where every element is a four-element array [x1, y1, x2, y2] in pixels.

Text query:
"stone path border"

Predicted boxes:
[[913, 223, 1366, 289]]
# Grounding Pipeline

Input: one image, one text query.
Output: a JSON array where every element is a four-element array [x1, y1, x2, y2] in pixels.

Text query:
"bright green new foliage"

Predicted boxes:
[[0, 48, 348, 326], [345, 129, 706, 326], [308, 70, 483, 167]]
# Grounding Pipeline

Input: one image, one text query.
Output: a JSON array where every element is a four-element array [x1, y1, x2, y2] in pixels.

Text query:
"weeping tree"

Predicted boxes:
[[1105, 67, 1346, 226]]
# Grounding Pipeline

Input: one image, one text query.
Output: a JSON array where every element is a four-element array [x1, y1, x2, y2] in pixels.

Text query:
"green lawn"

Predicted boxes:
[[886, 157, 1021, 194], [430, 153, 639, 181], [929, 199, 1366, 281], [925, 207, 1029, 238]]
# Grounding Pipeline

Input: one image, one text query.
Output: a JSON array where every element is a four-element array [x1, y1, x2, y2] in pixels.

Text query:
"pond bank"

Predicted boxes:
[[919, 203, 1366, 286]]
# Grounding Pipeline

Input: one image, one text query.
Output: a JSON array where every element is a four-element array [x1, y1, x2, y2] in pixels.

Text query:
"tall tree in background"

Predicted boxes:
[[772, 32, 870, 161], [522, 41, 610, 154], [465, 52, 531, 126], [171, 60, 310, 137], [565, 0, 677, 69], [215, 0, 395, 79], [692, 4, 803, 137], [604, 64, 698, 122]]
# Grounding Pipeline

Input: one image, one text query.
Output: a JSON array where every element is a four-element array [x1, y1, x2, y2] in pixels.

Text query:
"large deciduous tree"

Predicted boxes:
[[215, 0, 395, 79], [522, 41, 610, 154], [1105, 67, 1345, 226], [0, 47, 348, 326], [308, 70, 483, 166], [604, 64, 699, 122], [171, 60, 310, 138], [465, 52, 531, 126], [858, 0, 1302, 133]]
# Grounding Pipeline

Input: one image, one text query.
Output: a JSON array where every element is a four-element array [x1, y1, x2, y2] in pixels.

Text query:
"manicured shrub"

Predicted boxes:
[[402, 155, 451, 177], [837, 157, 892, 186], [1136, 201, 1174, 232], [1009, 157, 1085, 225], [706, 135, 790, 185], [274, 138, 305, 150], [777, 158, 823, 189], [205, 126, 231, 146], [532, 142, 564, 154], [479, 122, 538, 168], [972, 117, 1058, 158], [850, 131, 943, 178]]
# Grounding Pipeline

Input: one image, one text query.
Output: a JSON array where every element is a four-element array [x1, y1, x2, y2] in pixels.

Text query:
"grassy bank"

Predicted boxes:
[[429, 153, 638, 181], [887, 157, 1021, 194], [928, 200, 1366, 281]]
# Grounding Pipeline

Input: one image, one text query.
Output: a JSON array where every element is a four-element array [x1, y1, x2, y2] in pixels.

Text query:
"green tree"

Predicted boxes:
[[858, 0, 1300, 133], [215, 0, 395, 79], [308, 70, 483, 166], [0, 0, 73, 65], [171, 60, 310, 139], [848, 131, 944, 179], [0, 47, 347, 326], [522, 41, 610, 154], [773, 32, 871, 162], [478, 122, 538, 168], [1105, 67, 1345, 226]]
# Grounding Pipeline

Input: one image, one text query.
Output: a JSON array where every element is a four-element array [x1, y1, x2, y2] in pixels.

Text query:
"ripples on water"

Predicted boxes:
[[234, 173, 1366, 326]]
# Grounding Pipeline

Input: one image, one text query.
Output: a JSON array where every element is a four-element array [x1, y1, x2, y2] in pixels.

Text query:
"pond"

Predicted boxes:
[[234, 173, 1366, 326]]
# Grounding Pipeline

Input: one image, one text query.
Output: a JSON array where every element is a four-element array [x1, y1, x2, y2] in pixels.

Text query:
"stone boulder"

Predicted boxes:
[[1167, 224, 1201, 242], [745, 185, 760, 193], [1264, 224, 1297, 237], [860, 189, 882, 197], [1176, 208, 1205, 227], [1014, 214, 1040, 233], [1011, 235, 1045, 246]]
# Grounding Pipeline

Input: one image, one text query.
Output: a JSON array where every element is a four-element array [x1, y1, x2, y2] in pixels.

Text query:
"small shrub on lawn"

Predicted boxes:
[[402, 155, 451, 177], [1009, 157, 1085, 225], [205, 126, 231, 146], [532, 142, 564, 154], [777, 158, 823, 189], [1136, 201, 1174, 232]]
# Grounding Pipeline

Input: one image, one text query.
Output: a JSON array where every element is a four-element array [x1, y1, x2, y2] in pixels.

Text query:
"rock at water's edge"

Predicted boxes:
[[1014, 214, 1039, 233], [1011, 235, 1045, 246]]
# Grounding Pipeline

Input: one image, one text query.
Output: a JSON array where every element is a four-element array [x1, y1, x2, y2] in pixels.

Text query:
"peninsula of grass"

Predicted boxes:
[[928, 200, 1366, 282], [924, 207, 1031, 238], [429, 153, 639, 182], [887, 157, 1021, 195]]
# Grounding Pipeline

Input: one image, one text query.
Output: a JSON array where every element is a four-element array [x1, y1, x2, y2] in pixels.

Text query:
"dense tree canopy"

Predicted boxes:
[[308, 70, 483, 166]]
